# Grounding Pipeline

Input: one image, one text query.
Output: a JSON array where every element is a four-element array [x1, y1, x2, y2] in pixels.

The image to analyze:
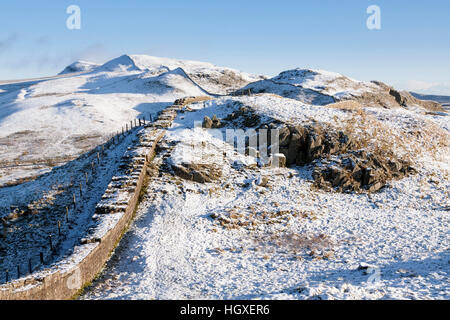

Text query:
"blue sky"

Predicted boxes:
[[0, 0, 449, 94]]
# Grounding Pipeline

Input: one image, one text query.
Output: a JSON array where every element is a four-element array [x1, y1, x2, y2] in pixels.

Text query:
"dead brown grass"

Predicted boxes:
[[254, 231, 335, 260], [340, 108, 450, 163]]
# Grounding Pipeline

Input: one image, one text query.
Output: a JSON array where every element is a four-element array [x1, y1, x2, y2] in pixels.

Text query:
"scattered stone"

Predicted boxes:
[[397, 269, 418, 278], [202, 116, 213, 129], [80, 238, 101, 244], [211, 115, 221, 128], [231, 160, 245, 170], [255, 176, 269, 187], [172, 163, 222, 183], [271, 153, 286, 168]]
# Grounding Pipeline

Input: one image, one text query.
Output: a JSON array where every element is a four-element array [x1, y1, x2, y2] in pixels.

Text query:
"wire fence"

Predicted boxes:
[[1, 113, 155, 284]]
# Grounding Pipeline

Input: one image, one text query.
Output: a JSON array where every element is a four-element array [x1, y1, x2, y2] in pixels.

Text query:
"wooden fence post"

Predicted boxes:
[[48, 235, 53, 251]]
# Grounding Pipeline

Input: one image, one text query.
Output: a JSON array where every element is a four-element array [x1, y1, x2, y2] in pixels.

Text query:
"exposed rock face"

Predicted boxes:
[[271, 153, 286, 168], [269, 123, 414, 192], [172, 163, 222, 183], [211, 107, 416, 193], [276, 125, 352, 167], [202, 116, 213, 129], [312, 151, 415, 193], [223, 105, 261, 127], [202, 115, 221, 129], [353, 81, 444, 111]]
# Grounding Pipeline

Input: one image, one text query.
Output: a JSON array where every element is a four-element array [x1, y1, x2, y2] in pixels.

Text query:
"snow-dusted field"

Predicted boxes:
[[81, 93, 449, 300], [81, 167, 449, 299]]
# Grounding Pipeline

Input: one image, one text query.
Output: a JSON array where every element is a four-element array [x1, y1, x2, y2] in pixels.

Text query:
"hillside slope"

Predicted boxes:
[[238, 68, 444, 111], [0, 54, 262, 186]]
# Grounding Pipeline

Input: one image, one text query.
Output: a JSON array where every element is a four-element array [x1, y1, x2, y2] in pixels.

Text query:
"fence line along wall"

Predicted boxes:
[[0, 96, 210, 300]]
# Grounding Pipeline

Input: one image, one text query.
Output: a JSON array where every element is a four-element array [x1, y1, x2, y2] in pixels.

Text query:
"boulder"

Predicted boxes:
[[211, 114, 221, 128], [255, 175, 269, 187], [202, 116, 213, 129], [287, 133, 302, 165], [278, 126, 291, 147], [172, 163, 222, 183], [271, 153, 286, 168]]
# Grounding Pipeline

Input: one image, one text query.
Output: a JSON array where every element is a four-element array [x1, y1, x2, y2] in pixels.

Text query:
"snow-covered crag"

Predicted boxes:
[[236, 68, 444, 111]]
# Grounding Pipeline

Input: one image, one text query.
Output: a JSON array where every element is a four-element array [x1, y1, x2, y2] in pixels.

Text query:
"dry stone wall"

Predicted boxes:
[[0, 96, 210, 300]]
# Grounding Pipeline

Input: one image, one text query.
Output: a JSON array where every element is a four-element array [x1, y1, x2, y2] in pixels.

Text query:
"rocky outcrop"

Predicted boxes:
[[202, 115, 221, 129], [232, 68, 444, 111], [172, 163, 222, 183], [217, 106, 415, 193], [223, 105, 261, 127], [312, 151, 415, 193], [270, 123, 414, 192], [274, 124, 353, 167], [357, 81, 444, 111]]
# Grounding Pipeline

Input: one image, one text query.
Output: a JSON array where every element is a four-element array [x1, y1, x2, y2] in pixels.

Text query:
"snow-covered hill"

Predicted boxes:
[[58, 60, 100, 75], [238, 68, 443, 111], [0, 54, 263, 186]]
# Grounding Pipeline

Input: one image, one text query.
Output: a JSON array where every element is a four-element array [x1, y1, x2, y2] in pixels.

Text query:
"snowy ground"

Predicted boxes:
[[81, 95, 449, 300]]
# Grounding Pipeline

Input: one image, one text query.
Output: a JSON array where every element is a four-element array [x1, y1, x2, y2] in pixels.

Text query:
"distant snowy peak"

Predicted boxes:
[[270, 68, 378, 97], [96, 54, 264, 95], [272, 68, 345, 87], [58, 60, 100, 75], [237, 68, 379, 104], [238, 68, 443, 110], [99, 55, 142, 72]]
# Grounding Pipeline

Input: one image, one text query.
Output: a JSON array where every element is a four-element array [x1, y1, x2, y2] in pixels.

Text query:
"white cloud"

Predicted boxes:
[[0, 33, 19, 54], [70, 43, 112, 64], [405, 80, 450, 95]]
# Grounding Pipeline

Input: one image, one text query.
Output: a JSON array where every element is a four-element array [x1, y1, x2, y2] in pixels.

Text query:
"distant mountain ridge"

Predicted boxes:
[[410, 92, 450, 106], [235, 68, 444, 111]]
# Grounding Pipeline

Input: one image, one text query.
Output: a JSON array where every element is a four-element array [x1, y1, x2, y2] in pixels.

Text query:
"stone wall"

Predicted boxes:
[[0, 128, 163, 300], [0, 96, 211, 300]]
